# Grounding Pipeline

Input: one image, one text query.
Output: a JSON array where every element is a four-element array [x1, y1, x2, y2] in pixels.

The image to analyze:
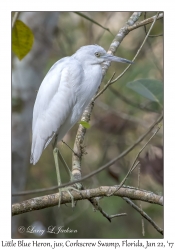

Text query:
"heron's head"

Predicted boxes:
[[74, 44, 133, 66]]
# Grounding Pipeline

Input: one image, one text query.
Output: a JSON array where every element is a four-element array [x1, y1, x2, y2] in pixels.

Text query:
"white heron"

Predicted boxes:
[[30, 44, 133, 206]]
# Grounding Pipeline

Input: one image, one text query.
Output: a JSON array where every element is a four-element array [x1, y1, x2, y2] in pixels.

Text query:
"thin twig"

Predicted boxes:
[[115, 122, 162, 193], [138, 164, 141, 190], [81, 187, 112, 223], [72, 12, 142, 178], [96, 101, 151, 128], [130, 124, 162, 173], [143, 12, 163, 78], [127, 13, 163, 32], [74, 12, 114, 36], [94, 72, 116, 100], [138, 164, 145, 236], [142, 218, 145, 236], [12, 113, 163, 195], [109, 86, 155, 112], [95, 12, 115, 43], [69, 113, 162, 190], [114, 161, 140, 195], [143, 12, 163, 38], [12, 12, 19, 28], [95, 12, 160, 100], [148, 34, 163, 38], [123, 197, 163, 235], [72, 12, 163, 179], [109, 213, 127, 219], [80, 185, 115, 223], [61, 140, 78, 156]]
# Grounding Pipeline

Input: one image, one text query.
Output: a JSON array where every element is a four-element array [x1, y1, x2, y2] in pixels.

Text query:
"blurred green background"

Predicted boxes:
[[12, 11, 163, 239]]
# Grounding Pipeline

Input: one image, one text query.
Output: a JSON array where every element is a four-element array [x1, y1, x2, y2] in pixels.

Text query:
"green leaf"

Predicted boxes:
[[126, 79, 163, 105], [79, 121, 90, 129], [12, 20, 34, 60]]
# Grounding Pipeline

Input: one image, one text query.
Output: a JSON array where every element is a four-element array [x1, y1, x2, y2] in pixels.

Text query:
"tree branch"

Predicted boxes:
[[123, 197, 163, 235], [72, 11, 142, 180], [72, 12, 163, 177], [109, 86, 155, 112], [127, 12, 163, 32], [96, 101, 152, 128], [94, 12, 160, 99], [115, 123, 162, 193], [12, 185, 163, 216], [68, 113, 162, 190], [12, 112, 163, 196]]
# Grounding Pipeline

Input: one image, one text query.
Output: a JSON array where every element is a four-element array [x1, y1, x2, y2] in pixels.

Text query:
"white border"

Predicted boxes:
[[0, 0, 174, 245]]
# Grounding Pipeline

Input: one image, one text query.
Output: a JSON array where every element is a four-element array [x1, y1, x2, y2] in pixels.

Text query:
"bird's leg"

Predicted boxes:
[[57, 149, 81, 189], [57, 149, 83, 205], [57, 149, 73, 180], [53, 147, 62, 207], [52, 135, 81, 207]]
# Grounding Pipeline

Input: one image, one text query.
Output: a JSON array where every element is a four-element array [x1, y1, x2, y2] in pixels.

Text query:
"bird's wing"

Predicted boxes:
[[32, 58, 68, 130], [31, 58, 83, 164]]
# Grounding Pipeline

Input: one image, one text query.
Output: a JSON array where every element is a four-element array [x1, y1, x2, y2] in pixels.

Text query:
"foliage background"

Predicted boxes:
[[12, 11, 163, 239]]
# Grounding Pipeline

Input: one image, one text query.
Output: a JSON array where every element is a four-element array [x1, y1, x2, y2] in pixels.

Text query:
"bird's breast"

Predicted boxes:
[[83, 65, 102, 98], [75, 65, 102, 110]]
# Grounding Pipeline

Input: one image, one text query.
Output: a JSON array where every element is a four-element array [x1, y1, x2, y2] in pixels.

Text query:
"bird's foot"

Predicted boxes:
[[58, 183, 82, 207]]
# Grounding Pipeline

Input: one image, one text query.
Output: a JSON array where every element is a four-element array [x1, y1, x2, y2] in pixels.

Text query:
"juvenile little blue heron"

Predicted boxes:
[[30, 45, 133, 206]]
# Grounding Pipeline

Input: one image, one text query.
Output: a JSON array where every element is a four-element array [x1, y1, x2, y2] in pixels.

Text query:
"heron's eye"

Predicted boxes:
[[95, 52, 100, 57]]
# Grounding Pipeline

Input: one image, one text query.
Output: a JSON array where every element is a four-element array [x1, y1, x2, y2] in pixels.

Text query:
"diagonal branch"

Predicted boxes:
[[72, 12, 163, 179], [94, 12, 160, 99], [123, 197, 163, 235], [67, 113, 162, 190], [74, 12, 114, 36], [109, 86, 155, 112], [72, 11, 142, 180], [12, 112, 163, 196], [127, 12, 163, 32], [115, 123, 162, 193]]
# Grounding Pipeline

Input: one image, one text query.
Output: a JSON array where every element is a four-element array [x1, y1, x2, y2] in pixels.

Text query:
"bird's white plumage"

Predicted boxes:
[[30, 45, 132, 164]]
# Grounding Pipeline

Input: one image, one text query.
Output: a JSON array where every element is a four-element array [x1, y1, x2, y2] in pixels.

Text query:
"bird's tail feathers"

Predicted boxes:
[[30, 135, 45, 165]]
